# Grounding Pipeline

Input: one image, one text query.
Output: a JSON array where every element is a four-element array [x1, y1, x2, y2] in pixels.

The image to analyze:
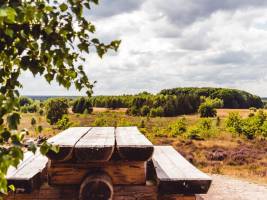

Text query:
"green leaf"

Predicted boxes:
[[5, 29, 14, 38], [28, 142, 37, 154], [7, 113, 20, 130], [8, 185, 15, 192], [59, 3, 68, 12], [40, 142, 50, 155]]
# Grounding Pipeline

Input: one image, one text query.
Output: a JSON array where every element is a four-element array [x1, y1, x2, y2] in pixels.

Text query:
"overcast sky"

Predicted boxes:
[[20, 0, 267, 97]]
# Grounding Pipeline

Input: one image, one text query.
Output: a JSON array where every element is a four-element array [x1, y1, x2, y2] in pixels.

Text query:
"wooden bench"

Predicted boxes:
[[151, 146, 212, 195], [6, 150, 48, 193]]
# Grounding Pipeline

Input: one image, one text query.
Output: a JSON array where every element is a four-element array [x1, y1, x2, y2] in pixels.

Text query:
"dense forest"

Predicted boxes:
[[24, 87, 263, 118], [89, 88, 263, 117], [160, 87, 263, 109]]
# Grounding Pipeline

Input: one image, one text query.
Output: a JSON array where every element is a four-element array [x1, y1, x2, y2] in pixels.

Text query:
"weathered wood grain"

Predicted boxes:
[[46, 127, 91, 161], [6, 151, 48, 193], [115, 127, 154, 161], [48, 161, 146, 185], [74, 127, 115, 162], [152, 146, 212, 195]]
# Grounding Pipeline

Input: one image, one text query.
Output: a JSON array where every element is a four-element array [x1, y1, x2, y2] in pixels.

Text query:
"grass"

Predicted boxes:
[[20, 108, 267, 184]]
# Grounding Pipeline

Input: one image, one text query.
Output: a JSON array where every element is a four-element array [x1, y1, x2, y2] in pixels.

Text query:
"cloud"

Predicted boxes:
[[90, 0, 144, 18], [20, 0, 267, 97], [144, 0, 267, 26]]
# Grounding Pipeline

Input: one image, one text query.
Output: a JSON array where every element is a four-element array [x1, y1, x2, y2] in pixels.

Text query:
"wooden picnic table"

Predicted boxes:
[[5, 126, 212, 200]]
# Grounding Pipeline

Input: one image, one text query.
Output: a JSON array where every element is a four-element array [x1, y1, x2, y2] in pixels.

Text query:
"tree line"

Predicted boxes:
[[19, 87, 264, 119], [160, 87, 263, 109]]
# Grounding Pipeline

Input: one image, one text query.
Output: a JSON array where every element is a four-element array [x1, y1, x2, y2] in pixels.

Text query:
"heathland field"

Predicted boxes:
[[20, 108, 267, 184]]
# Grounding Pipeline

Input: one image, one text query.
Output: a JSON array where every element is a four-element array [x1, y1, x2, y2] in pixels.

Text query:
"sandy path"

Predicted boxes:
[[198, 175, 267, 200]]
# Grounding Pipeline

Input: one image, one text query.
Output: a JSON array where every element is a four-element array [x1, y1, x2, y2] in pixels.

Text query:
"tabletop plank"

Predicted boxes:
[[46, 127, 91, 162], [115, 127, 154, 161], [74, 127, 115, 162], [152, 146, 212, 195]]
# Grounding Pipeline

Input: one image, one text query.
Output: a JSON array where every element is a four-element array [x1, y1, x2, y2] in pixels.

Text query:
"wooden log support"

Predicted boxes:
[[4, 183, 159, 200], [6, 151, 48, 193], [115, 127, 154, 161], [46, 127, 91, 162], [152, 146, 212, 195], [4, 183, 197, 200], [48, 161, 146, 185], [79, 172, 113, 200], [74, 127, 115, 162]]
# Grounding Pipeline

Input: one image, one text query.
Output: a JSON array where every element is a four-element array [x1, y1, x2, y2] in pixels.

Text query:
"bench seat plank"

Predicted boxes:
[[74, 127, 115, 162], [152, 146, 211, 195], [7, 151, 48, 193], [46, 127, 91, 161], [6, 151, 35, 178], [116, 127, 154, 161]]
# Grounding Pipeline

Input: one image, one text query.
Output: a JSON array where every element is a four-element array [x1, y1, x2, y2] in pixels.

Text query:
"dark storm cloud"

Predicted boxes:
[[90, 0, 144, 18], [148, 0, 267, 26]]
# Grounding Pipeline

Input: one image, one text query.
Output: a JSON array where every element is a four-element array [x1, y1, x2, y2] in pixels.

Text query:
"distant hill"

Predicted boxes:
[[26, 95, 79, 101]]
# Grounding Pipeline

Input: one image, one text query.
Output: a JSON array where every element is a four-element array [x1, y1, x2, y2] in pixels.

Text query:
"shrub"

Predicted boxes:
[[28, 104, 39, 113], [169, 118, 187, 137], [140, 105, 150, 116], [19, 96, 32, 107], [261, 121, 267, 138], [20, 106, 28, 113], [93, 117, 108, 126], [187, 126, 203, 140], [31, 118, 36, 126], [46, 98, 69, 125], [216, 116, 221, 127], [226, 112, 243, 134], [39, 109, 44, 116], [56, 115, 72, 130], [150, 107, 164, 117], [198, 103, 217, 118], [226, 110, 267, 139], [187, 118, 215, 140], [72, 97, 93, 114], [36, 125, 43, 134], [249, 107, 257, 112], [138, 120, 145, 128]]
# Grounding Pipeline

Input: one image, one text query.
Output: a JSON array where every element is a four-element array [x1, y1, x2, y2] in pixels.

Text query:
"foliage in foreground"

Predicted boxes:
[[0, 0, 120, 195]]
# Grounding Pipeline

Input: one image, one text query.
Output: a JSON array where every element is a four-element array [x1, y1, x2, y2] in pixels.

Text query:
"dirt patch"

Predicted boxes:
[[199, 175, 267, 200]]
